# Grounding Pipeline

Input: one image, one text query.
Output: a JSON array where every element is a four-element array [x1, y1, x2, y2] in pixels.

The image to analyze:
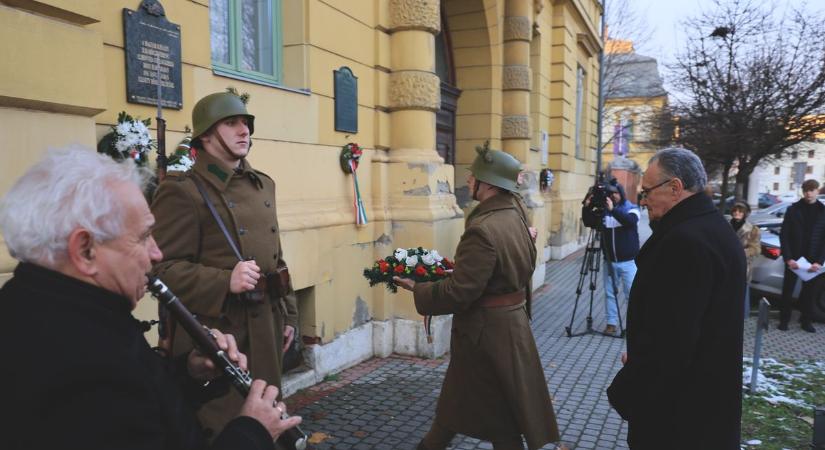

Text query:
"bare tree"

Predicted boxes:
[[671, 0, 825, 207], [602, 0, 655, 99]]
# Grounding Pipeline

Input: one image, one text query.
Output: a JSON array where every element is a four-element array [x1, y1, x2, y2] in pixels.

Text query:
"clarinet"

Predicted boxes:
[[147, 276, 308, 450]]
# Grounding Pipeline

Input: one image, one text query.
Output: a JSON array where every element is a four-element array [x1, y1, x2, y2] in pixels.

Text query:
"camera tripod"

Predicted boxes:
[[565, 226, 626, 339]]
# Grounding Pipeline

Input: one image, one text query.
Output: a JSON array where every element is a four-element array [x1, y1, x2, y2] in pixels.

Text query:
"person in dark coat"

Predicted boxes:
[[395, 146, 559, 450], [0, 149, 300, 450], [778, 179, 824, 332], [607, 148, 746, 449]]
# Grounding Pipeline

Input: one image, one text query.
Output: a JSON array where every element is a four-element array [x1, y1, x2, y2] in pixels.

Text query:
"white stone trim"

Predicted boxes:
[[548, 240, 585, 260], [282, 316, 452, 398], [531, 263, 546, 291]]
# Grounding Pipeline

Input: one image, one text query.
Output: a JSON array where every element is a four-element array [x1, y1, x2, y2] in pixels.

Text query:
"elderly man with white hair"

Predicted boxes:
[[0, 149, 300, 450], [606, 148, 746, 449]]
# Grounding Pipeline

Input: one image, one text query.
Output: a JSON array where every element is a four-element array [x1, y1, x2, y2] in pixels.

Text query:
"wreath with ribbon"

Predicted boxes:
[[340, 143, 367, 225], [340, 142, 363, 173]]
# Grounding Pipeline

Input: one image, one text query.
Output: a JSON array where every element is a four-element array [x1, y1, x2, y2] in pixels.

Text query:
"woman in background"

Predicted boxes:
[[730, 201, 761, 316]]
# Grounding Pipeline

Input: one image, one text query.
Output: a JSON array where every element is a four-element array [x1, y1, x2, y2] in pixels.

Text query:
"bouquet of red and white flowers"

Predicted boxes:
[[363, 247, 454, 293]]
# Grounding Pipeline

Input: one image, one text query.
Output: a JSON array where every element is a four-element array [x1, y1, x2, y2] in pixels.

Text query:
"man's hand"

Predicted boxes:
[[810, 263, 822, 272], [621, 352, 627, 365], [239, 380, 302, 440], [584, 194, 592, 207], [393, 276, 416, 292], [187, 329, 247, 381], [528, 226, 538, 242], [787, 259, 799, 270], [606, 197, 614, 211], [283, 325, 295, 352], [230, 260, 261, 294]]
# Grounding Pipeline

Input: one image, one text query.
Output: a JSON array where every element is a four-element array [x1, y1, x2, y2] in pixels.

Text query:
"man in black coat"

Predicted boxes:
[[607, 148, 746, 449], [0, 149, 301, 450], [778, 179, 824, 332]]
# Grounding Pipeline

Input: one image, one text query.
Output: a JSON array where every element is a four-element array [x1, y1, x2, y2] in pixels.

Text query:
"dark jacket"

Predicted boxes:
[[0, 263, 273, 450], [780, 198, 825, 264], [606, 193, 746, 449], [413, 193, 559, 450], [582, 184, 640, 262]]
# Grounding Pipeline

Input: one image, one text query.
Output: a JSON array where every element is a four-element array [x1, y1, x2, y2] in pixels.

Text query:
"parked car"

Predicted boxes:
[[757, 193, 780, 209], [750, 198, 825, 224], [778, 193, 798, 202], [749, 219, 825, 322], [712, 194, 735, 209], [749, 202, 792, 223]]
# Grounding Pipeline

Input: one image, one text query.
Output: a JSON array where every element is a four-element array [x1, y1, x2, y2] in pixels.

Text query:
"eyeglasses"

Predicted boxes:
[[638, 178, 674, 202]]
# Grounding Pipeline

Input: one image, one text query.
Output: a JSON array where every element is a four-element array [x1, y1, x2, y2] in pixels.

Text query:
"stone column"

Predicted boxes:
[[385, 0, 463, 358], [502, 0, 547, 287], [502, 0, 533, 162]]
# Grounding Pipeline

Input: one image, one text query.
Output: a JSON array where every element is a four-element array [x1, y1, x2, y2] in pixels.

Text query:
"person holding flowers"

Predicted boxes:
[[394, 144, 559, 450]]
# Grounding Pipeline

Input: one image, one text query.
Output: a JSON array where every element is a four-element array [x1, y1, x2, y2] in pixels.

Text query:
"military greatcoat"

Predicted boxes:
[[412, 192, 559, 450], [150, 150, 298, 435]]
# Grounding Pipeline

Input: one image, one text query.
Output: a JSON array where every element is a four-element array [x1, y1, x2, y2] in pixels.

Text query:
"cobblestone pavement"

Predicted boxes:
[[285, 215, 825, 449], [285, 253, 630, 450], [743, 300, 825, 360]]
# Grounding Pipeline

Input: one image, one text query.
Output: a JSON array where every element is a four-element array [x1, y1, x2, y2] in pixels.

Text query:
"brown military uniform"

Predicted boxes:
[[413, 192, 559, 450], [150, 150, 298, 435]]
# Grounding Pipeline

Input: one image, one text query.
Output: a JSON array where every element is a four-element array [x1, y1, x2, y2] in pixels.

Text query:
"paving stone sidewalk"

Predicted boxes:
[[285, 252, 627, 450], [285, 237, 825, 449]]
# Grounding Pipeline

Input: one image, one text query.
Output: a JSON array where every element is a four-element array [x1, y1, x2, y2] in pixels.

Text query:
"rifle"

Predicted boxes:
[[154, 53, 174, 355], [155, 53, 168, 181]]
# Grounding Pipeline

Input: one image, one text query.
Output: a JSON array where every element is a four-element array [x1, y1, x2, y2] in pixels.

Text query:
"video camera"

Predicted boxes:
[[582, 174, 619, 226]]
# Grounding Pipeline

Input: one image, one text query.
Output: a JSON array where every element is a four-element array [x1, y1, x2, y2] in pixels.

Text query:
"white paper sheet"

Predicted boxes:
[[791, 257, 825, 282]]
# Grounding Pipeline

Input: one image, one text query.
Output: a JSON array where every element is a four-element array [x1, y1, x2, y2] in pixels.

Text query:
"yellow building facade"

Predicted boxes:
[[0, 0, 601, 387], [600, 43, 668, 172]]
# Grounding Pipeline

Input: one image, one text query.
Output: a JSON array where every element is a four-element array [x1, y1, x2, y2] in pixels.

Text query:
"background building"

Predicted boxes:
[[599, 39, 668, 198], [0, 0, 602, 390], [748, 140, 825, 205]]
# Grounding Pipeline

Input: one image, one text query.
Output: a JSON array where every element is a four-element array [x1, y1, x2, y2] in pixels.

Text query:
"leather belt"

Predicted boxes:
[[477, 290, 525, 308]]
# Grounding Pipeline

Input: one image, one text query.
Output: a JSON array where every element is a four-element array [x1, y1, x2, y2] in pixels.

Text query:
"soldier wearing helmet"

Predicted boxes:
[[150, 91, 298, 436], [395, 143, 560, 450]]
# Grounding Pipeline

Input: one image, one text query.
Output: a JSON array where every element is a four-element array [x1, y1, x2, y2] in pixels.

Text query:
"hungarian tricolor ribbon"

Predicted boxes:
[[349, 159, 368, 226]]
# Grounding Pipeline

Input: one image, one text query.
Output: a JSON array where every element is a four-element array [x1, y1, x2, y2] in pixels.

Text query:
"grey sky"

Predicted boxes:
[[631, 0, 824, 99]]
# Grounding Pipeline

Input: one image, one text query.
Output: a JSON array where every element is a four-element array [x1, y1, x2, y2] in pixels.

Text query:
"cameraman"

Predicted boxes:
[[582, 180, 640, 334]]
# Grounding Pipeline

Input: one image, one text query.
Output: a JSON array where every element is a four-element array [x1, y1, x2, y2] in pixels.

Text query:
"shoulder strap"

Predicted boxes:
[[190, 176, 244, 262]]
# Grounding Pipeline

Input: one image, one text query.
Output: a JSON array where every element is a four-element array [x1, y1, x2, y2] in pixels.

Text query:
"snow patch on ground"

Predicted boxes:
[[742, 357, 825, 409]]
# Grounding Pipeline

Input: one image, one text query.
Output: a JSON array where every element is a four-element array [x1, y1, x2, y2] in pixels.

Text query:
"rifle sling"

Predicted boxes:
[[191, 176, 244, 262]]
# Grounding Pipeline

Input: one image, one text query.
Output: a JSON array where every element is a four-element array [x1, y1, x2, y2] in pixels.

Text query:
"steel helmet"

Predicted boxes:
[[469, 142, 521, 192], [191, 92, 255, 139]]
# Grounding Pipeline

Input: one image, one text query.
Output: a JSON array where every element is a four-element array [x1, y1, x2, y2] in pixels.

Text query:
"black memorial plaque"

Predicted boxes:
[[334, 67, 358, 133], [123, 0, 182, 109]]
